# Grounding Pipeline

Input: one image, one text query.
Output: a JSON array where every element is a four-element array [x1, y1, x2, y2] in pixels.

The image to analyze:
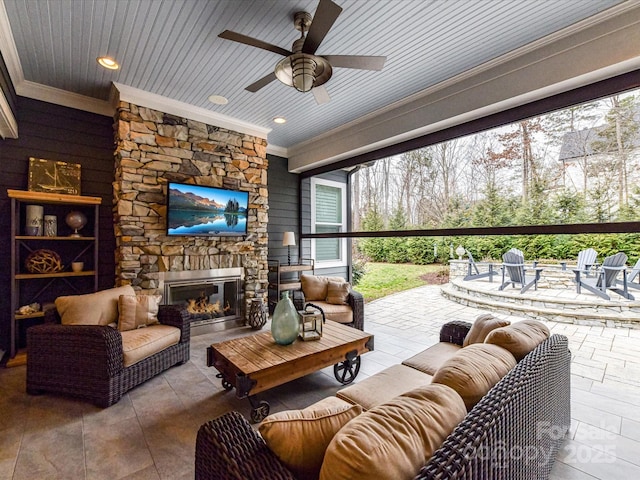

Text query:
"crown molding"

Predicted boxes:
[[0, 87, 17, 138], [112, 82, 271, 140], [16, 80, 114, 116], [266, 144, 288, 158]]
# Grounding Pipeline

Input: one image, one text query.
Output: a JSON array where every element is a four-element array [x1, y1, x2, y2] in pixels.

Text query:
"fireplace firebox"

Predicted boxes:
[[159, 268, 244, 335]]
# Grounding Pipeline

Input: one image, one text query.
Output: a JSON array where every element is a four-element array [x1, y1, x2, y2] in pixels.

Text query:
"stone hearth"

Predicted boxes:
[[112, 100, 269, 320]]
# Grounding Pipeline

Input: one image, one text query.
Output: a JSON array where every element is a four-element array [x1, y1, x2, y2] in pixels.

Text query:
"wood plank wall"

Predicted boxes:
[[0, 52, 17, 119], [266, 154, 299, 266], [0, 97, 115, 353]]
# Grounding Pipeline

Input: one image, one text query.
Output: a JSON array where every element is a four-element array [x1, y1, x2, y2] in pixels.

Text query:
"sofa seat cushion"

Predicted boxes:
[[320, 384, 467, 480], [484, 319, 550, 361], [463, 313, 510, 347], [402, 342, 462, 375], [336, 364, 432, 410], [309, 301, 353, 325], [258, 396, 362, 480], [56, 285, 136, 326], [121, 325, 181, 367], [432, 343, 516, 411]]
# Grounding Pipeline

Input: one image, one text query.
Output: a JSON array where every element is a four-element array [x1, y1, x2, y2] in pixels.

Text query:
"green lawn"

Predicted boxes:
[[355, 262, 449, 302]]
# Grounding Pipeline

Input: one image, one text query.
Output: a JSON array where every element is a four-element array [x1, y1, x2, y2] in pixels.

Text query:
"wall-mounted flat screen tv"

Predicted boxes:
[[166, 182, 249, 236]]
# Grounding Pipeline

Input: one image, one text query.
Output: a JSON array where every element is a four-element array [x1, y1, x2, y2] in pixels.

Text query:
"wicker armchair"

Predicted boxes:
[[26, 304, 191, 407], [292, 288, 364, 331]]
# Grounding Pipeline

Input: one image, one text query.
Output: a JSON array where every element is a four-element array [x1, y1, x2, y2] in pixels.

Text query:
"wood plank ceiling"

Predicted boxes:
[[1, 0, 625, 150]]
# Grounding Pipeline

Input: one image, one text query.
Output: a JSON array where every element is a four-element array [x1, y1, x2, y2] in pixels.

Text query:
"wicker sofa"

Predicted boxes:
[[26, 299, 191, 408], [195, 319, 571, 480]]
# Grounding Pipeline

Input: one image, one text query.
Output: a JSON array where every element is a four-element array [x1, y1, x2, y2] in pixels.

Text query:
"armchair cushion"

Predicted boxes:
[[326, 281, 350, 305], [259, 396, 362, 480], [308, 301, 353, 324], [121, 324, 181, 367], [118, 294, 162, 331], [301, 274, 328, 301], [55, 285, 135, 326]]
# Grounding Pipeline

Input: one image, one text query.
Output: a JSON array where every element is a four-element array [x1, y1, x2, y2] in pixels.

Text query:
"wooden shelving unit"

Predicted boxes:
[[267, 259, 314, 313], [7, 189, 101, 366]]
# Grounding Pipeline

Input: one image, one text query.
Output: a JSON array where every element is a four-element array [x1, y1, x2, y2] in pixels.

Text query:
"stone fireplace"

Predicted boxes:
[[112, 98, 269, 329]]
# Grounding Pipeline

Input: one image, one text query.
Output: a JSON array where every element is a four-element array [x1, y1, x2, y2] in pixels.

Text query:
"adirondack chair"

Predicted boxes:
[[506, 248, 539, 268], [463, 250, 496, 282], [499, 250, 543, 294], [562, 248, 598, 275], [575, 252, 634, 300], [621, 258, 640, 290]]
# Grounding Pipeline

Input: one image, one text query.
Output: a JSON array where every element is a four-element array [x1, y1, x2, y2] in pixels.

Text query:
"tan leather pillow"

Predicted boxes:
[[463, 313, 510, 347], [301, 275, 328, 301], [320, 384, 466, 480], [118, 294, 162, 331], [259, 398, 362, 480], [56, 285, 136, 326], [432, 343, 516, 411], [326, 281, 350, 305], [484, 320, 550, 361]]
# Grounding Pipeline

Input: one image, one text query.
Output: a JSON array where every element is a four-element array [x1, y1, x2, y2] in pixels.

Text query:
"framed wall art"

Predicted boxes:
[[28, 157, 81, 196]]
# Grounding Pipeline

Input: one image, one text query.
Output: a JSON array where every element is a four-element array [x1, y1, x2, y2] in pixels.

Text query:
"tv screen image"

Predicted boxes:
[[166, 183, 249, 236]]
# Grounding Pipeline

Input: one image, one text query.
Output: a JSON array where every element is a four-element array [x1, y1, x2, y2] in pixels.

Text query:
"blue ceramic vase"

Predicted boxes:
[[271, 291, 299, 345]]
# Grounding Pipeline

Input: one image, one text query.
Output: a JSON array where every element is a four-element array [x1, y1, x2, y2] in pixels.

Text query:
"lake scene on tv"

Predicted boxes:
[[167, 183, 248, 236]]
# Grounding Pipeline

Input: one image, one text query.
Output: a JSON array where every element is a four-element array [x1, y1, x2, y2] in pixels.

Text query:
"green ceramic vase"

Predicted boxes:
[[271, 291, 299, 345]]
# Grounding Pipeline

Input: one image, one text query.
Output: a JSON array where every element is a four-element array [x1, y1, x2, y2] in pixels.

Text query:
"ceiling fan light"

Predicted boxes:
[[291, 55, 316, 92]]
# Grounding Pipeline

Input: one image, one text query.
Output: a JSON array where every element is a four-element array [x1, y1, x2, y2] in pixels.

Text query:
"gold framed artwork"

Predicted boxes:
[[28, 157, 81, 195]]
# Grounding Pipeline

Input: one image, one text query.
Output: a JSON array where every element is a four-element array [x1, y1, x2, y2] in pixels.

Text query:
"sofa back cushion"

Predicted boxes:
[[431, 343, 516, 411], [463, 313, 510, 347], [484, 319, 550, 361], [56, 285, 136, 326], [259, 397, 362, 480], [320, 384, 466, 480], [118, 294, 162, 331]]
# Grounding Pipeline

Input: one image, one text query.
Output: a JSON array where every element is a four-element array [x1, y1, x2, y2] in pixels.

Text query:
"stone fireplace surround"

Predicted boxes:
[[113, 100, 269, 327]]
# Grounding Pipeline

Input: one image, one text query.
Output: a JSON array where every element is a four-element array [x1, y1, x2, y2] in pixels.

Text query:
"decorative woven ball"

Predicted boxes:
[[25, 249, 63, 274]]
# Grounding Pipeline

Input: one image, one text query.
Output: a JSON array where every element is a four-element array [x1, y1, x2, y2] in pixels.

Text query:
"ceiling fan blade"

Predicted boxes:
[[312, 85, 331, 105], [245, 72, 277, 93], [322, 55, 386, 71], [219, 30, 291, 57], [302, 0, 343, 55]]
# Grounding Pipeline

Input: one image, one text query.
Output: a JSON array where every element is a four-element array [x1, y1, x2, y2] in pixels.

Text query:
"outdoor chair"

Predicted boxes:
[[574, 252, 634, 300], [499, 250, 543, 294], [619, 258, 640, 291], [561, 248, 599, 276], [463, 249, 496, 282]]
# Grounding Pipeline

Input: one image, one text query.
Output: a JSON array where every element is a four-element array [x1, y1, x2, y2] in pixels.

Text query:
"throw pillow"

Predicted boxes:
[[463, 313, 511, 347], [431, 343, 516, 411], [56, 285, 136, 326], [259, 398, 362, 480], [118, 294, 162, 331], [301, 275, 328, 301], [484, 319, 550, 361], [319, 384, 466, 480], [326, 281, 350, 305]]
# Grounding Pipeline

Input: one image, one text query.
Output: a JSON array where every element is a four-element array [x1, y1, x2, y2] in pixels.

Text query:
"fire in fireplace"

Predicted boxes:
[[159, 268, 244, 334]]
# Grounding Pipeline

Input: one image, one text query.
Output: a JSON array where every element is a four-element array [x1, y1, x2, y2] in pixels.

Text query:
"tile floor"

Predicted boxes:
[[1, 284, 640, 479]]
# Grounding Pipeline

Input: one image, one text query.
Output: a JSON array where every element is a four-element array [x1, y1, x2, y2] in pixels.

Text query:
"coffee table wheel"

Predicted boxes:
[[334, 354, 361, 385], [250, 400, 270, 423], [221, 379, 233, 391]]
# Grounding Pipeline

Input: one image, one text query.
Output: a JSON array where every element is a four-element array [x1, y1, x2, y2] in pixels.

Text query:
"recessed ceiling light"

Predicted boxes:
[[273, 117, 286, 124], [97, 56, 119, 70], [208, 95, 228, 105]]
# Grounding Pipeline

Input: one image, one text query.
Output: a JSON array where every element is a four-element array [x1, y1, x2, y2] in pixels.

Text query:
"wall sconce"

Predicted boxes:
[[283, 231, 296, 265]]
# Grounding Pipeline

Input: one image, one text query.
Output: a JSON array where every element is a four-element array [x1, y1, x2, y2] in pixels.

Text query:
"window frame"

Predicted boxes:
[[310, 177, 348, 268]]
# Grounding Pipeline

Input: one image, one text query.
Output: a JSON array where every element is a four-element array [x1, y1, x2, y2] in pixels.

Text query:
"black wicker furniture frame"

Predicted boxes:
[[26, 304, 191, 407], [195, 322, 570, 480]]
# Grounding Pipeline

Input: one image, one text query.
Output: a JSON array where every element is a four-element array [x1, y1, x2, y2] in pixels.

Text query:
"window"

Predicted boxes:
[[311, 178, 347, 267]]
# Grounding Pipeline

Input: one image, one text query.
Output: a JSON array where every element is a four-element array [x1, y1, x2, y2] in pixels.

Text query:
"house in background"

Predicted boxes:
[[1, 0, 640, 357]]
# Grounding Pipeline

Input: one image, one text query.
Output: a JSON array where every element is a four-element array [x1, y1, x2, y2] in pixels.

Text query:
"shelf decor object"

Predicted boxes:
[[25, 249, 63, 274], [65, 210, 88, 237], [25, 205, 43, 236]]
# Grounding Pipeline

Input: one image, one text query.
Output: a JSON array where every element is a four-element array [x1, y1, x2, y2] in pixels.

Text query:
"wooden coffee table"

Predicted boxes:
[[207, 321, 374, 422]]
